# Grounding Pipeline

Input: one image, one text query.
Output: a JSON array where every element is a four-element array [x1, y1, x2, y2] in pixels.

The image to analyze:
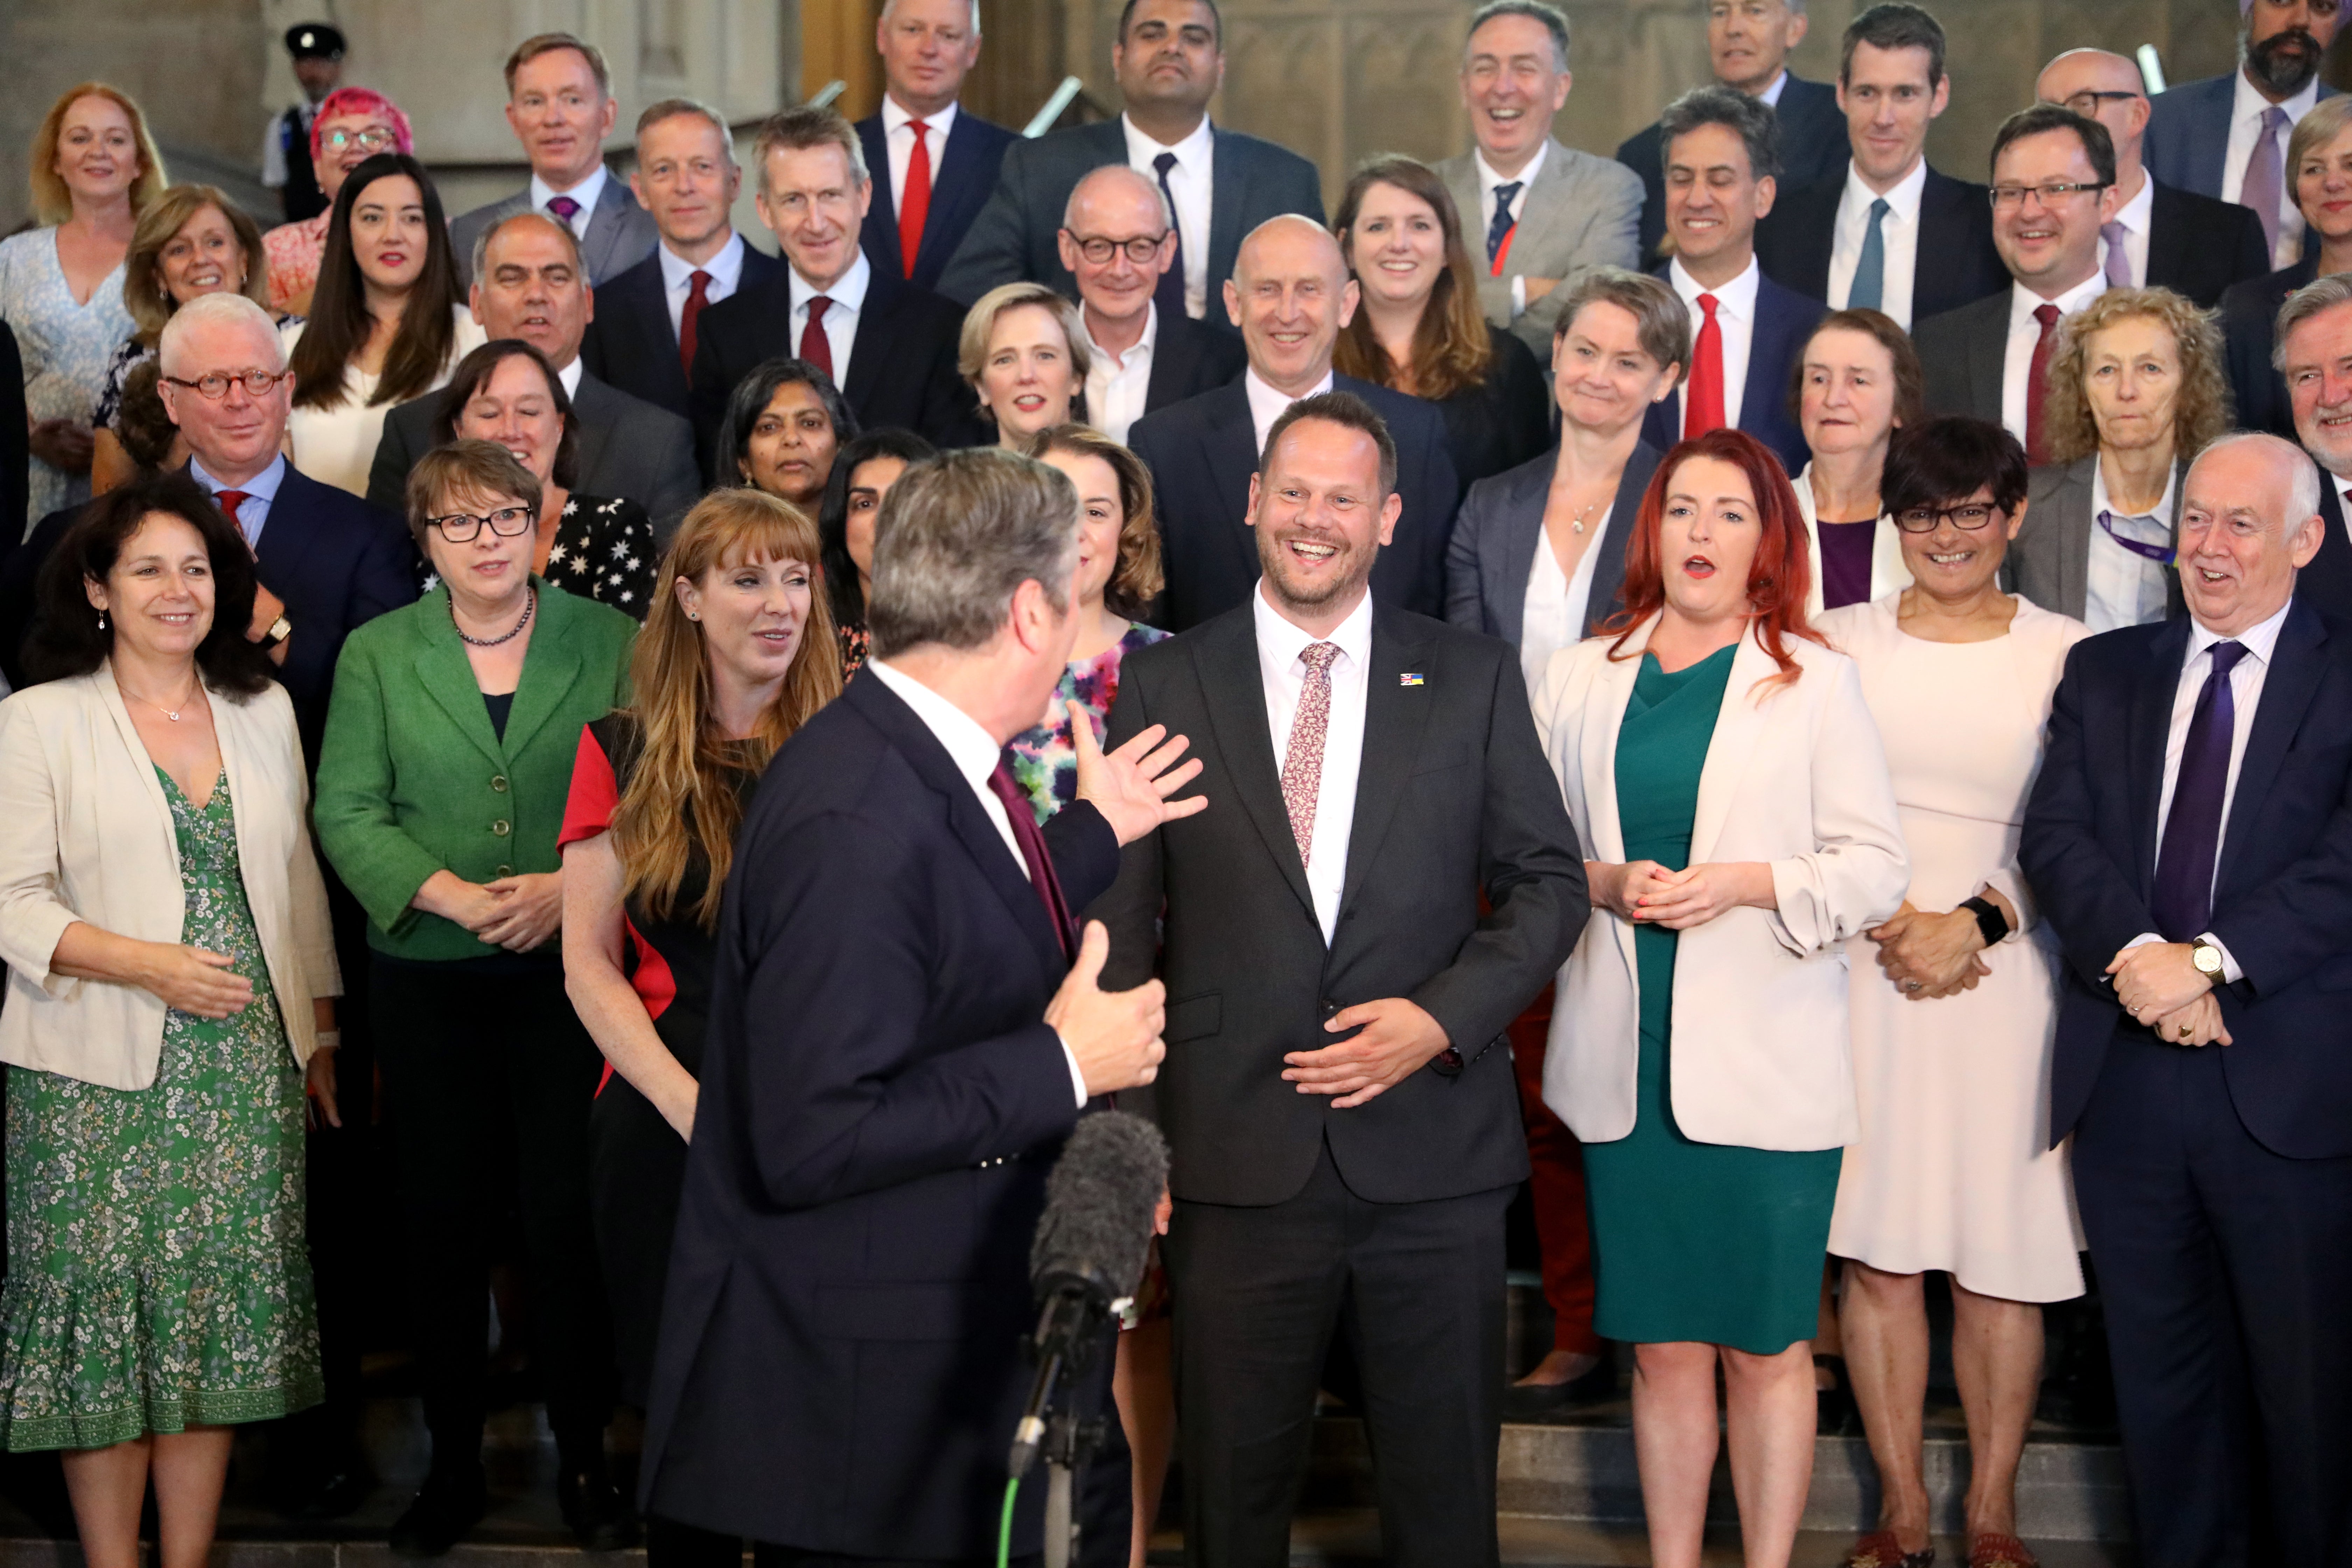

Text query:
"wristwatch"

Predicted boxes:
[[2190, 937, 2225, 979], [260, 614, 292, 648]]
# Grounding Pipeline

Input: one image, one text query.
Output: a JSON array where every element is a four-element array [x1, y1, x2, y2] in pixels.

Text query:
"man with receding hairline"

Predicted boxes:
[[854, 0, 1016, 290], [1128, 215, 1459, 631]]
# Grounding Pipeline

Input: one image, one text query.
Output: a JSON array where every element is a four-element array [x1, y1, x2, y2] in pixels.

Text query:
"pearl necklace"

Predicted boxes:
[[452, 588, 535, 648]]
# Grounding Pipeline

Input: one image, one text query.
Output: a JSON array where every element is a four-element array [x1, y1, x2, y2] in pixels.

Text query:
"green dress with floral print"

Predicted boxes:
[[0, 768, 322, 1452]]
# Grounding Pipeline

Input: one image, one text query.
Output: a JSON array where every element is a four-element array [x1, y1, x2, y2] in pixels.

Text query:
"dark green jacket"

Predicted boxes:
[[314, 579, 636, 960]]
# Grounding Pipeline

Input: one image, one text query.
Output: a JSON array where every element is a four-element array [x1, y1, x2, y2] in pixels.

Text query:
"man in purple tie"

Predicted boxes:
[[2022, 430, 2352, 1568]]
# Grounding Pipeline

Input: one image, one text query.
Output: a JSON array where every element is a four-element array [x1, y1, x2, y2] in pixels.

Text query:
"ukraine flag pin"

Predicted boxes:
[[1399, 672, 1425, 687]]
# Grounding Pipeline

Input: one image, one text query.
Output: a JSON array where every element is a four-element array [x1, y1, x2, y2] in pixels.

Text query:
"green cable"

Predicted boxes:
[[996, 1475, 1021, 1568]]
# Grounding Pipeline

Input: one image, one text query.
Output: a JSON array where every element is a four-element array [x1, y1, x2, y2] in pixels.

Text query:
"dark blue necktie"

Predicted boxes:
[[2150, 640, 2248, 940], [1152, 152, 1188, 322], [1486, 181, 1523, 269]]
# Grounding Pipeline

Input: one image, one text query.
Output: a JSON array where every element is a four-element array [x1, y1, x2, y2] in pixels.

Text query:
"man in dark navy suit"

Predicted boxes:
[[1639, 87, 1821, 478], [1128, 217, 1459, 632], [1752, 3, 2005, 330], [579, 98, 784, 421], [1616, 0, 1847, 267], [2021, 432, 2352, 1568], [2277, 274, 2352, 616], [854, 0, 1016, 293], [641, 447, 1203, 1562]]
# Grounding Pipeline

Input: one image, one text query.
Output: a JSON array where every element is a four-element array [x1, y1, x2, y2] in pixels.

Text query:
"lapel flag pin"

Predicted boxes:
[[1399, 672, 1426, 687]]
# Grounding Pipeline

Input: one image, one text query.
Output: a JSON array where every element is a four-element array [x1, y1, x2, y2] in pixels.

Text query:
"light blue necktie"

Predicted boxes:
[[1848, 197, 1891, 312]]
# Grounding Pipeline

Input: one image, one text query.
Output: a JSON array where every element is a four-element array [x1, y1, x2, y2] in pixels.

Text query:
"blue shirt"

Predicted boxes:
[[189, 453, 288, 551]]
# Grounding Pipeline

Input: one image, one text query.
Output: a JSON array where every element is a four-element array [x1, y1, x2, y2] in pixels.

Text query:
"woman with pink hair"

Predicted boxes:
[[261, 87, 413, 315]]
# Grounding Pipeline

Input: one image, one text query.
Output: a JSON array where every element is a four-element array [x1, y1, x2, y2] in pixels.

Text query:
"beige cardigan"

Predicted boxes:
[[0, 664, 340, 1090]]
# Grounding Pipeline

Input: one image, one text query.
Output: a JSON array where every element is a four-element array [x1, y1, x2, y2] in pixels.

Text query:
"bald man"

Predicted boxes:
[[2038, 48, 2269, 308], [1126, 215, 1461, 630], [1059, 164, 1244, 442]]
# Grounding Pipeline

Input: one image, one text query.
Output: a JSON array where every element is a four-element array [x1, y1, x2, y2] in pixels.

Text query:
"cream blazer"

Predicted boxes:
[[1531, 618, 1909, 1151], [1795, 463, 1912, 620], [0, 664, 340, 1090]]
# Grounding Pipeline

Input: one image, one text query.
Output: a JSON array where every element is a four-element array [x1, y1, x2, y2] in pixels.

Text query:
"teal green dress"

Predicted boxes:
[[0, 769, 322, 1451], [1582, 649, 1843, 1355]]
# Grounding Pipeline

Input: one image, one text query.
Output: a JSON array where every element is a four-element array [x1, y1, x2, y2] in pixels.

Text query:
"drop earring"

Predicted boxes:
[[97, 610, 107, 631]]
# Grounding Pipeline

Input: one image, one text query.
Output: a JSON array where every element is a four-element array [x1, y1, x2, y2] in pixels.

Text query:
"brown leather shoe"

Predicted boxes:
[[1844, 1530, 1935, 1568], [1966, 1532, 2039, 1568]]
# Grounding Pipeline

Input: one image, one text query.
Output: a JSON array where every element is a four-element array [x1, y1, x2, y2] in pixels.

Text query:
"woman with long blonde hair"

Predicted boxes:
[[558, 486, 840, 1568]]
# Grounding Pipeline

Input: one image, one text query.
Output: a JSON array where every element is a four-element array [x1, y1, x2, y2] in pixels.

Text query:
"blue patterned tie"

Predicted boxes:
[[1152, 152, 1188, 322], [2150, 640, 2248, 940], [1848, 197, 1891, 312], [1486, 181, 1523, 268]]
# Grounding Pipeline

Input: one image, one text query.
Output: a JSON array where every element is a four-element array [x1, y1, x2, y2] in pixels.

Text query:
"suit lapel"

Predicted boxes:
[[1580, 618, 1649, 865], [1193, 610, 1316, 919], [2128, 618, 2193, 896], [1688, 629, 1778, 864], [1336, 608, 1435, 920], [1206, 125, 1248, 293], [2218, 603, 2326, 899], [2144, 182, 2187, 290], [569, 376, 616, 495], [1144, 314, 1197, 409], [2305, 478, 2352, 609], [842, 270, 903, 409], [2190, 77, 2232, 198], [858, 118, 903, 278], [1507, 140, 1575, 265], [499, 586, 583, 761], [1966, 293, 2008, 421], [582, 178, 628, 285], [1585, 442, 1660, 636], [1201, 385, 1264, 582], [925, 117, 990, 275], [414, 596, 508, 770], [2057, 456, 2097, 620], [249, 464, 326, 601]]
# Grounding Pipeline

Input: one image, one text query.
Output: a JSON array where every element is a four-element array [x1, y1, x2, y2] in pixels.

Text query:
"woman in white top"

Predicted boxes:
[[1531, 428, 1908, 1568], [1789, 309, 1924, 618], [281, 152, 481, 497], [0, 475, 337, 1568], [1443, 265, 1686, 1408], [1818, 417, 2090, 1568]]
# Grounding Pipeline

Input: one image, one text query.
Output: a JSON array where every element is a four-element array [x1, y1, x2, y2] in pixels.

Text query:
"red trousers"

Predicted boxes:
[[1509, 986, 1601, 1356]]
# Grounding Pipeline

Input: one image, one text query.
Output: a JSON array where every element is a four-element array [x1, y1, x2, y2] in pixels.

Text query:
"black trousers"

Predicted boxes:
[[372, 957, 616, 1470], [2072, 1035, 2352, 1568], [1163, 1140, 1511, 1568]]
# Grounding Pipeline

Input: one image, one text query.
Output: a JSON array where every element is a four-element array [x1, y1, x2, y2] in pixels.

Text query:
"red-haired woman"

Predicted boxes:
[[1529, 427, 1909, 1568]]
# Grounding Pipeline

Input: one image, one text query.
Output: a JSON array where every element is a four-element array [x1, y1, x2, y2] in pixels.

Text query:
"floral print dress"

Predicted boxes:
[[1005, 622, 1170, 822], [0, 768, 322, 1451]]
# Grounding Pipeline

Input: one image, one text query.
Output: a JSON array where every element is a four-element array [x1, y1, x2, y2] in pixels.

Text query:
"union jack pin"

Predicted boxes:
[[1399, 673, 1425, 686]]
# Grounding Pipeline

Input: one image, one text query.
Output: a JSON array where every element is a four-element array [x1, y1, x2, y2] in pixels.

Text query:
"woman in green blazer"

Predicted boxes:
[[314, 440, 637, 1558]]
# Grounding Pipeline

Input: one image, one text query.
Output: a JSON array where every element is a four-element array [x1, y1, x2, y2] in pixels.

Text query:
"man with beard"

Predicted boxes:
[[2144, 0, 2342, 271], [1092, 391, 1587, 1567]]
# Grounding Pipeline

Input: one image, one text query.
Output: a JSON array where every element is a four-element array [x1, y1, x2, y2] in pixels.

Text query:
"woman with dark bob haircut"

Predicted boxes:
[[0, 473, 340, 1568], [714, 357, 859, 507], [814, 427, 933, 676]]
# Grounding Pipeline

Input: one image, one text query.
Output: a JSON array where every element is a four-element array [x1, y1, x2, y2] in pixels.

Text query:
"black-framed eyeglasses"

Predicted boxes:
[[321, 127, 397, 153], [427, 506, 536, 541], [1990, 180, 2112, 209], [162, 370, 293, 401], [2047, 90, 2141, 117], [1894, 502, 2002, 534], [1063, 231, 1168, 265]]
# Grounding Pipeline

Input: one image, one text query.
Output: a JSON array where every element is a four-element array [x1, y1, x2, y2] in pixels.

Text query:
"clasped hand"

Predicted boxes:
[[1869, 902, 1990, 1000], [423, 870, 563, 952], [1590, 859, 1769, 930], [1282, 997, 1451, 1109], [2107, 941, 2230, 1046]]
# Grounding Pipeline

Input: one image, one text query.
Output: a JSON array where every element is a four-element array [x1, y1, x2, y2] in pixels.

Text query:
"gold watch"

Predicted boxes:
[[2191, 937, 2225, 979], [261, 614, 292, 648]]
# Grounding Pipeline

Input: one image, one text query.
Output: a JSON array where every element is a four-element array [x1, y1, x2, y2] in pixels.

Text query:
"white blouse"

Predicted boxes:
[[279, 305, 486, 498], [1519, 525, 1606, 696]]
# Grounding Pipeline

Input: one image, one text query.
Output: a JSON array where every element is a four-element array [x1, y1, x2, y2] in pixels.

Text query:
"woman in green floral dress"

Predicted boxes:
[[0, 477, 340, 1568]]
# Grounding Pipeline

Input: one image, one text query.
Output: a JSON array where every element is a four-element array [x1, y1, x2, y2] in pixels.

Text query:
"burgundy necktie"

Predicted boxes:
[[799, 295, 834, 380], [2025, 302, 2062, 466], [899, 120, 932, 278], [679, 269, 712, 380], [988, 761, 1077, 961]]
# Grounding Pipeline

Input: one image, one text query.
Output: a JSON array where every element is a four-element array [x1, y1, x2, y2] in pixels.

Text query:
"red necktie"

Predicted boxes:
[[987, 761, 1077, 961], [898, 119, 932, 279], [799, 296, 834, 380], [679, 269, 712, 380], [2026, 302, 2062, 466], [1684, 294, 1725, 439], [215, 489, 252, 545]]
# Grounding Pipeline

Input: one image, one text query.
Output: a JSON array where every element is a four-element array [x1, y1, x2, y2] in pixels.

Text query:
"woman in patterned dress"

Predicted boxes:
[[0, 475, 337, 1568], [429, 340, 657, 617], [816, 428, 934, 677], [0, 84, 168, 532], [261, 88, 413, 318]]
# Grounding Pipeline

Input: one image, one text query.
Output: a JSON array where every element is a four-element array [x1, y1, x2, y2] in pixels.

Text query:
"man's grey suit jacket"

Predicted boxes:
[[365, 369, 701, 547], [449, 169, 660, 288], [1435, 138, 1643, 365]]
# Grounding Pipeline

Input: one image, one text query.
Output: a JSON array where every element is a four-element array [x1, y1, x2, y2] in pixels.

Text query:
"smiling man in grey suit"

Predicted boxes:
[[449, 34, 659, 288], [936, 0, 1324, 321], [1436, 0, 1643, 367]]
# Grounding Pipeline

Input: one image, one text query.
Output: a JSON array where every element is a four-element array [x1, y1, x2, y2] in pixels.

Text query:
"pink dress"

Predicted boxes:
[[263, 217, 328, 313]]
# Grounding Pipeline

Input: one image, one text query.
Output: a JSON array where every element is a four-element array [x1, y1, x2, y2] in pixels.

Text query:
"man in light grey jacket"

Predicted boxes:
[[1435, 0, 1642, 366]]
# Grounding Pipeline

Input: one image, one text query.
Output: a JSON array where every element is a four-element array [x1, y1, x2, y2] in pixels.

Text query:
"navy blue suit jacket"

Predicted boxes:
[[579, 241, 786, 420], [1639, 267, 1821, 476], [1126, 373, 1462, 632], [855, 109, 1018, 294], [249, 463, 420, 761], [2020, 600, 2352, 1159], [2221, 254, 2319, 442], [640, 670, 1120, 1557], [2145, 72, 2342, 201], [1754, 163, 2008, 322], [2307, 481, 2352, 619]]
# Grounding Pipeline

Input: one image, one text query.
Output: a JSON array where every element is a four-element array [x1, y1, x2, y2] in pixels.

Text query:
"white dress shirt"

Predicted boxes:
[[2084, 458, 2176, 634], [1518, 526, 1603, 696], [1668, 254, 1762, 433], [1828, 158, 1928, 328], [530, 164, 609, 235], [2000, 272, 2107, 445], [882, 96, 959, 222], [789, 248, 872, 380], [2103, 171, 2155, 288], [1755, 71, 1789, 108], [557, 355, 584, 397], [1253, 582, 1373, 944], [1123, 114, 1214, 321], [658, 229, 747, 340], [2221, 70, 2320, 270], [864, 658, 1089, 1107], [1084, 302, 1158, 445], [2128, 597, 2294, 984], [1244, 366, 1332, 459], [190, 453, 289, 551], [1477, 142, 1550, 317]]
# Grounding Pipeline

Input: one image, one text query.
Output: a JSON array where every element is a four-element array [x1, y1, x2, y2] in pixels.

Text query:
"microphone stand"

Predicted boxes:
[[1004, 1283, 1127, 1568]]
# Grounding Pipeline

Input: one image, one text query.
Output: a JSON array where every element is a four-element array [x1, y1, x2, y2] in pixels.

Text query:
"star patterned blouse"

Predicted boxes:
[[422, 492, 658, 621]]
